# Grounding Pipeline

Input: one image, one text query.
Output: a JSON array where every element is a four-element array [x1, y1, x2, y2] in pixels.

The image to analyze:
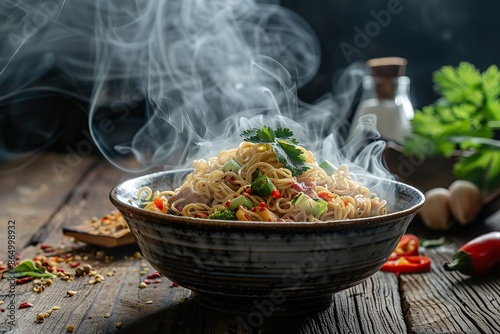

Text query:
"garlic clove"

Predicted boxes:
[[419, 187, 453, 230], [448, 180, 482, 225]]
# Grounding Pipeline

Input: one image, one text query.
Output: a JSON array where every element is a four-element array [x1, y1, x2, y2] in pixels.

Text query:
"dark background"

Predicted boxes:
[[283, 0, 500, 108], [1, 0, 499, 161]]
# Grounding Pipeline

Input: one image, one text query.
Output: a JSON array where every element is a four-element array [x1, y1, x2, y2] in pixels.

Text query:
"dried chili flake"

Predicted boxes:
[[19, 302, 33, 309], [146, 272, 161, 279], [16, 277, 33, 285], [271, 190, 282, 199], [69, 262, 81, 268]]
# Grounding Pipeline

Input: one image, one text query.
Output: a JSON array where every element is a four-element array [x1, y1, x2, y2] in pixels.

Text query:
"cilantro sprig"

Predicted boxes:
[[241, 126, 310, 176], [404, 62, 500, 191]]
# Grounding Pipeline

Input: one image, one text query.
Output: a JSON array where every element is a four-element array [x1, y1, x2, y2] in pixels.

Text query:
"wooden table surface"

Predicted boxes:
[[1, 153, 499, 334]]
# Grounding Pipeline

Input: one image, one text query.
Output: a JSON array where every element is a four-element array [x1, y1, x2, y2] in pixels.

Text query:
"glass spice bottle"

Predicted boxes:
[[348, 57, 414, 145]]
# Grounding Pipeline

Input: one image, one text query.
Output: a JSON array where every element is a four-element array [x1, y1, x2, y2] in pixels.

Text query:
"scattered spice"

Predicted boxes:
[[83, 264, 93, 274], [82, 211, 129, 237], [36, 313, 45, 323], [146, 300, 153, 304], [19, 302, 33, 309], [75, 267, 86, 277], [116, 322, 123, 328], [104, 313, 111, 318], [139, 282, 147, 289], [66, 325, 75, 332], [35, 310, 53, 323], [53, 306, 61, 310], [66, 290, 78, 297]]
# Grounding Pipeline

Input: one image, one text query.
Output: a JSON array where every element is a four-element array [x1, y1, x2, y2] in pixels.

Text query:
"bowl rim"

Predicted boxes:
[[109, 169, 425, 230]]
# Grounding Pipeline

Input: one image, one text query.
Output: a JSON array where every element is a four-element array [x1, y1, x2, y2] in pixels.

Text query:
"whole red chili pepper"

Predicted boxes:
[[443, 231, 500, 276]]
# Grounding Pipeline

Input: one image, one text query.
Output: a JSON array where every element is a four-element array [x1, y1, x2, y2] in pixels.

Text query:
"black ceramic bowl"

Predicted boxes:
[[110, 169, 424, 315]]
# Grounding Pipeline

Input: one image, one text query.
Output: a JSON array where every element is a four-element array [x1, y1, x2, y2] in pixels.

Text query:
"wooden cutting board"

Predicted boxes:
[[63, 211, 135, 248]]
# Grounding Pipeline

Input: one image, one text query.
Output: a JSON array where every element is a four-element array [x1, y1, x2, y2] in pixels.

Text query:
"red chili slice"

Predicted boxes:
[[154, 198, 164, 211], [380, 255, 431, 274], [389, 234, 420, 260], [271, 190, 282, 199]]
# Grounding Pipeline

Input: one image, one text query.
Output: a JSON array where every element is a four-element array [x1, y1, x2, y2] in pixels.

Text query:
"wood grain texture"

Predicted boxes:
[[1, 154, 499, 334], [28, 159, 135, 247], [402, 246, 500, 334], [0, 153, 97, 248]]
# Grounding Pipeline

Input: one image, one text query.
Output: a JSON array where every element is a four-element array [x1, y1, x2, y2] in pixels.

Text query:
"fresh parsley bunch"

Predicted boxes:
[[241, 126, 310, 176], [404, 62, 500, 191]]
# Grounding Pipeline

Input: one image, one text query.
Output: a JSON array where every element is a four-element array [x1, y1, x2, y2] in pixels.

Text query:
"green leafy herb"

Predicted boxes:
[[404, 62, 500, 191], [419, 237, 445, 248], [3, 260, 54, 279], [241, 126, 310, 176]]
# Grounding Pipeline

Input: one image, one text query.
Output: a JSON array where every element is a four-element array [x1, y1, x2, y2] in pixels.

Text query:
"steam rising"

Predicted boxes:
[[1, 0, 391, 188]]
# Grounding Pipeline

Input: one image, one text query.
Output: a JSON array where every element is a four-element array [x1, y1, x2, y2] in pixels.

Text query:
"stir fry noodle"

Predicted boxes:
[[137, 128, 387, 222]]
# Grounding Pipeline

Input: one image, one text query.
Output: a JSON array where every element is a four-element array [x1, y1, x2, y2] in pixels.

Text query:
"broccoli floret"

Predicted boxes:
[[209, 207, 237, 220]]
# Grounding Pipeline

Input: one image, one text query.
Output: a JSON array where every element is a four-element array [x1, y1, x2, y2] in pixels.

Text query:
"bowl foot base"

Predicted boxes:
[[191, 291, 333, 316]]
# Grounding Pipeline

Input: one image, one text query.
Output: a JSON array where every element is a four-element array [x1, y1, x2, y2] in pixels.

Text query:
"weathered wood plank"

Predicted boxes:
[[27, 159, 135, 247], [3, 154, 500, 334], [0, 153, 97, 248]]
